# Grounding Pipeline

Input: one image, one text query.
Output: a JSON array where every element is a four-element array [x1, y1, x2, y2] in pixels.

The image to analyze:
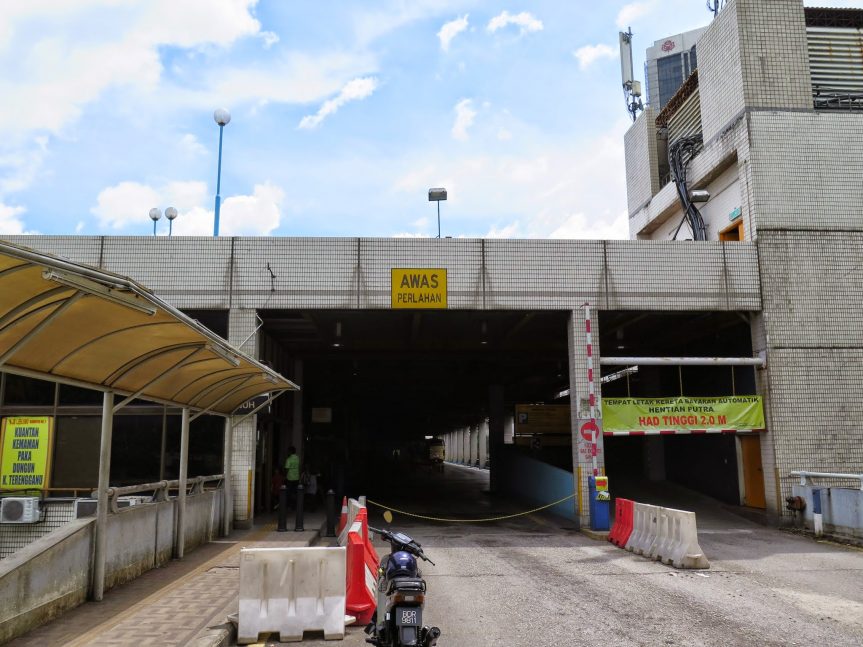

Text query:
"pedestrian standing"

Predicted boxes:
[[284, 446, 300, 509]]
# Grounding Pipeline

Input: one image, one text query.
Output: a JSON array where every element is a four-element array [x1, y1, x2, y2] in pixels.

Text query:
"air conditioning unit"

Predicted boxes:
[[0, 497, 41, 523], [74, 499, 98, 518], [117, 495, 151, 506]]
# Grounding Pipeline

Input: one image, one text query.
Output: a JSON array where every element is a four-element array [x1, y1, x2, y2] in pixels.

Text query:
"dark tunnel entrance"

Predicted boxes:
[[256, 310, 571, 514], [598, 311, 763, 509]]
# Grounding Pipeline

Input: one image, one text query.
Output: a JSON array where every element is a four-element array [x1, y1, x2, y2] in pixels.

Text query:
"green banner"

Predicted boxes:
[[602, 396, 765, 433]]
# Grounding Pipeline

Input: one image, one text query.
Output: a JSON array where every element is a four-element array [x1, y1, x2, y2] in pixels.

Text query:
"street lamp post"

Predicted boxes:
[[428, 187, 447, 238], [213, 108, 232, 237], [149, 208, 162, 237], [165, 207, 178, 237]]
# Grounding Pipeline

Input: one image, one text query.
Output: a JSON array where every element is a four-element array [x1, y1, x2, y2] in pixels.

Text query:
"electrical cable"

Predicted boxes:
[[668, 134, 706, 241]]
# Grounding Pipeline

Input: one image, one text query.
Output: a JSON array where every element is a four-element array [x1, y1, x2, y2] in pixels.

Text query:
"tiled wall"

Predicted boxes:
[[6, 236, 762, 313], [758, 230, 863, 506], [697, 0, 744, 144], [736, 0, 812, 111], [749, 111, 863, 232], [227, 308, 259, 525], [624, 107, 660, 216]]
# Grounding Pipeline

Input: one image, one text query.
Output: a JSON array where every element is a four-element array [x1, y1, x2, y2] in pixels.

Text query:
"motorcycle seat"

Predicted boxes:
[[387, 577, 426, 594]]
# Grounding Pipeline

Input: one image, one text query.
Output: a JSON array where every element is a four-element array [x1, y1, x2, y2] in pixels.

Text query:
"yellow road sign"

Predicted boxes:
[[391, 268, 447, 309]]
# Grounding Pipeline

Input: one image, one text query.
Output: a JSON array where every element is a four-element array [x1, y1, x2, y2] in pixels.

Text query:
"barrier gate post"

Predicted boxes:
[[589, 476, 611, 531]]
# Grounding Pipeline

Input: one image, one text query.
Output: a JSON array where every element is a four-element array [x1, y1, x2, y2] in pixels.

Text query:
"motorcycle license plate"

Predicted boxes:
[[395, 607, 422, 627]]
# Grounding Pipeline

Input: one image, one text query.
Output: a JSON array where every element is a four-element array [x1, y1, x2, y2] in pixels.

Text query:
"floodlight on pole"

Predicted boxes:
[[149, 208, 162, 237], [213, 108, 231, 237], [165, 207, 178, 237], [428, 187, 447, 238]]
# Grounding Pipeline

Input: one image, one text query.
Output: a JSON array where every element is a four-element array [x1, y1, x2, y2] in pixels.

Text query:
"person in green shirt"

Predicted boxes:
[[284, 446, 300, 508]]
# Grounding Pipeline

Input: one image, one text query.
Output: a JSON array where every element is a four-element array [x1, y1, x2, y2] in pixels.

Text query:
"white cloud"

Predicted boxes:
[[0, 0, 263, 136], [393, 118, 632, 240], [616, 2, 656, 29], [299, 76, 379, 130], [178, 133, 207, 157], [0, 202, 31, 235], [91, 179, 284, 236], [260, 31, 279, 49], [92, 181, 161, 230], [451, 99, 477, 141], [497, 128, 512, 141], [487, 11, 543, 35], [573, 43, 617, 70], [438, 15, 469, 52]]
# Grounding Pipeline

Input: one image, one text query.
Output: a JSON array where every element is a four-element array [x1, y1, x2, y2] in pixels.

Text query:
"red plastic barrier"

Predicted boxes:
[[608, 498, 625, 545], [346, 532, 376, 625], [621, 499, 635, 546], [609, 498, 635, 547]]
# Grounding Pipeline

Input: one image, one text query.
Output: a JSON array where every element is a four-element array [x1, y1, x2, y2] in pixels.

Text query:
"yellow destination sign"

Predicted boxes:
[[391, 268, 447, 309], [0, 416, 54, 490]]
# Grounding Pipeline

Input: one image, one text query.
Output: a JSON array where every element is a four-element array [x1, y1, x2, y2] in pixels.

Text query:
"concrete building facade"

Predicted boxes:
[[3, 2, 861, 531], [624, 0, 863, 512]]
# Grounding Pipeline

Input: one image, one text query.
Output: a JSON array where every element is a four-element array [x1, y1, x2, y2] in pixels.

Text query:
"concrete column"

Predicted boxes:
[[488, 385, 505, 492], [93, 391, 114, 602], [478, 420, 488, 469], [751, 313, 779, 515], [568, 309, 605, 529], [175, 407, 190, 558], [228, 308, 259, 528], [292, 359, 304, 456], [467, 426, 475, 466]]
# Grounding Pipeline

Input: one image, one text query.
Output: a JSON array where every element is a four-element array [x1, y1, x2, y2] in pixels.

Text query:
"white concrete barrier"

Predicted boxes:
[[628, 503, 659, 556], [238, 546, 346, 643], [621, 502, 708, 569], [659, 507, 709, 569]]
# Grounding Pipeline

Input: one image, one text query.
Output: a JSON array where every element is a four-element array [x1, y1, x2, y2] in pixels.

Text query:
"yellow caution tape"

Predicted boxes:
[[365, 493, 576, 523]]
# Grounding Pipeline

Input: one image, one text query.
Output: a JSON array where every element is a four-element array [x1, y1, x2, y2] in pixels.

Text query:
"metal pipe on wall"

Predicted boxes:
[[600, 356, 764, 367]]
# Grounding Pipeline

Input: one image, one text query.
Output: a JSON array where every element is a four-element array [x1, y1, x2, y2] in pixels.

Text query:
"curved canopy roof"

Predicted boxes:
[[0, 239, 297, 415]]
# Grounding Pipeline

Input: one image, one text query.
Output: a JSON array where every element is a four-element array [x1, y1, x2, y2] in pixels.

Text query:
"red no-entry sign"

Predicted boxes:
[[580, 420, 599, 442]]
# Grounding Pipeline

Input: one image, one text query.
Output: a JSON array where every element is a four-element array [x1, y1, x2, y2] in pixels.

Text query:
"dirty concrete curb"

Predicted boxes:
[[188, 620, 235, 647]]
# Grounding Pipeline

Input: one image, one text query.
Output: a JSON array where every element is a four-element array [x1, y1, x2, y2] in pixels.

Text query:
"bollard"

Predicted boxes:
[[326, 489, 336, 537], [295, 484, 305, 531], [277, 485, 288, 532]]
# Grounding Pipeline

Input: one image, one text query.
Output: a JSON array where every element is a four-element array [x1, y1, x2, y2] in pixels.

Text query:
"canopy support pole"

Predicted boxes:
[[222, 417, 234, 536], [93, 391, 114, 601], [175, 407, 190, 559]]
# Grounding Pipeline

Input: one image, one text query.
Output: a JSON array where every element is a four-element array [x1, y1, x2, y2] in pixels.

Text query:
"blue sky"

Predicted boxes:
[[0, 0, 859, 239]]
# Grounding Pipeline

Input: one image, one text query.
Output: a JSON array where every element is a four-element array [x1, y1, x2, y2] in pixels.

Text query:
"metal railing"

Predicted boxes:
[[91, 474, 224, 513], [790, 471, 863, 491]]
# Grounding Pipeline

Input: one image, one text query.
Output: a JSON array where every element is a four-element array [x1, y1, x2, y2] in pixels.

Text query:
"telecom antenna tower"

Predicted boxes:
[[619, 28, 643, 121]]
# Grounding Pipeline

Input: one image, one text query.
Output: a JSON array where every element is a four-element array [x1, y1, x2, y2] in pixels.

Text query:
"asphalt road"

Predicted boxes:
[[245, 463, 863, 647]]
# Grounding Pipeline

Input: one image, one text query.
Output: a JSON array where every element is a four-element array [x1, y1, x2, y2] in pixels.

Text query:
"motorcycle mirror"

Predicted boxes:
[[383, 510, 393, 524]]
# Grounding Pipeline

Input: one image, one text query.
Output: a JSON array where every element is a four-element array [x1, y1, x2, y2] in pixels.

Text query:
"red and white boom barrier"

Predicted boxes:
[[608, 499, 709, 569]]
